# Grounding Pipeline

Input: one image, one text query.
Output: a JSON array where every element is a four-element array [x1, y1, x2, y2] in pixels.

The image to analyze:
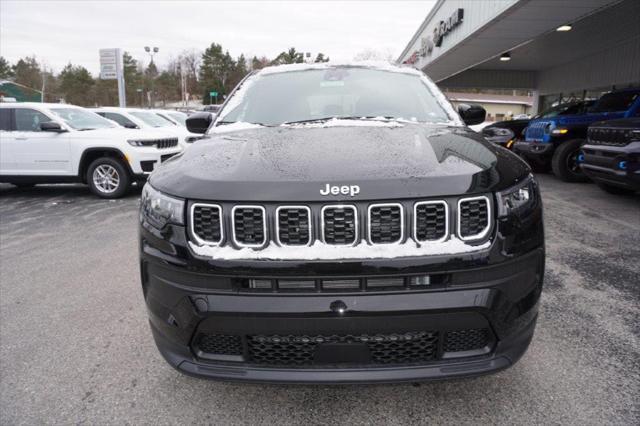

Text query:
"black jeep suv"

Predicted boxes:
[[581, 118, 640, 194], [139, 63, 544, 383]]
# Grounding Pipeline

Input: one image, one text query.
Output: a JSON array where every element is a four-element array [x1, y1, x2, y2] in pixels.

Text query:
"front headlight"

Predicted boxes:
[[140, 184, 184, 228], [128, 139, 156, 147], [551, 128, 569, 135], [496, 174, 537, 218]]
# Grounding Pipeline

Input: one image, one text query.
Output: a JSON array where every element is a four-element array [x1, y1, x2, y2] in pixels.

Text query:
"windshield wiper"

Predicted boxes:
[[216, 120, 272, 127], [283, 116, 398, 125], [78, 128, 97, 131]]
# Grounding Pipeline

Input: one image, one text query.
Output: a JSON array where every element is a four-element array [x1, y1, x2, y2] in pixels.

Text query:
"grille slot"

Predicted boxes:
[[276, 206, 311, 246], [366, 277, 405, 288], [414, 201, 448, 242], [277, 279, 316, 291], [247, 331, 439, 366], [194, 334, 243, 356], [322, 279, 360, 290], [232, 206, 266, 247], [154, 137, 179, 148], [368, 203, 403, 244], [458, 196, 491, 240], [444, 329, 489, 352], [191, 203, 223, 245], [322, 205, 357, 245]]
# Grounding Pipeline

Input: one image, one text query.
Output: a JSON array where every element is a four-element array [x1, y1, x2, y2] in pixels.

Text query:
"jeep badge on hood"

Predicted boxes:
[[320, 184, 361, 197]]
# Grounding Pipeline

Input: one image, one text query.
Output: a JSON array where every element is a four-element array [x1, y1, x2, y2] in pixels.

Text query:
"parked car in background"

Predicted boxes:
[[484, 100, 595, 149], [581, 118, 640, 194], [92, 107, 199, 147], [515, 89, 640, 181], [482, 126, 516, 149], [152, 109, 189, 127], [0, 103, 181, 198], [201, 104, 221, 114]]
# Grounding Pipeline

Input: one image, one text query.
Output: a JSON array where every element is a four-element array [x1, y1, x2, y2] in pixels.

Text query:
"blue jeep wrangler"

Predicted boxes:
[[514, 88, 640, 182]]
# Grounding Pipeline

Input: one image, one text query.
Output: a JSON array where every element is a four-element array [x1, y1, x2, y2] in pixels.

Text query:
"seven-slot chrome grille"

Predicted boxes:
[[189, 196, 493, 249]]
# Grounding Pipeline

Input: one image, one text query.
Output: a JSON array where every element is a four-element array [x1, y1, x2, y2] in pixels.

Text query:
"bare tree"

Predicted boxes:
[[353, 48, 395, 62]]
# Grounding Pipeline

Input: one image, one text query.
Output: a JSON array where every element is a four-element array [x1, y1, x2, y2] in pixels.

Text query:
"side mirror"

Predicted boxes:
[[124, 123, 139, 129], [458, 104, 486, 126], [39, 121, 66, 132], [186, 112, 213, 134]]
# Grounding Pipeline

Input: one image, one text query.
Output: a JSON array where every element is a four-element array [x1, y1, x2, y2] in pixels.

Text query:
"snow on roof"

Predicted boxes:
[[256, 60, 424, 76]]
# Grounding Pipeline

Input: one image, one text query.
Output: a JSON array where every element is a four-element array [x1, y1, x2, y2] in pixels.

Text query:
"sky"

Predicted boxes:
[[0, 0, 434, 75]]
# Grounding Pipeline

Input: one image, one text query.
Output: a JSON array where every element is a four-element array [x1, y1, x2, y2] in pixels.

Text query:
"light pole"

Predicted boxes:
[[144, 46, 159, 107]]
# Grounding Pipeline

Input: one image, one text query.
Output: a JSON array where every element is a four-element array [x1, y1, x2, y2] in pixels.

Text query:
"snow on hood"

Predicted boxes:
[[189, 236, 490, 261]]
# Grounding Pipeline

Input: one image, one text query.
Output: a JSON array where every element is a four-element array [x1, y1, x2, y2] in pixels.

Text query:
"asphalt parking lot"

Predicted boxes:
[[0, 175, 638, 425]]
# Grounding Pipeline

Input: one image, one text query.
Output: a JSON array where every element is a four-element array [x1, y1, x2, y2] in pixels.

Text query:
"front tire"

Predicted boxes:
[[551, 139, 589, 182], [86, 157, 130, 199]]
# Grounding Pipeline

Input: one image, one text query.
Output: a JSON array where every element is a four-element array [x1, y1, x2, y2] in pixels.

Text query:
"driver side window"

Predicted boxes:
[[15, 108, 51, 132]]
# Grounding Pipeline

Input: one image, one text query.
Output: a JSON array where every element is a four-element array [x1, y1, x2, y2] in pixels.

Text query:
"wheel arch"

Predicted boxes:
[[78, 148, 132, 183]]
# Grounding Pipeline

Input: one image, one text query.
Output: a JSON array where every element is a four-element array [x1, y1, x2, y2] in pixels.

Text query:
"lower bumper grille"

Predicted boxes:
[[193, 328, 491, 367]]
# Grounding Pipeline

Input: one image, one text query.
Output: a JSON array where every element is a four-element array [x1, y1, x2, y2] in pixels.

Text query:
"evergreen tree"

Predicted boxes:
[[58, 63, 95, 106], [12, 56, 41, 89], [0, 57, 14, 79]]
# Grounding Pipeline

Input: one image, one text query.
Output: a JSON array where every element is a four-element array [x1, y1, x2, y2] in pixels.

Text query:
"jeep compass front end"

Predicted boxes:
[[139, 63, 544, 383]]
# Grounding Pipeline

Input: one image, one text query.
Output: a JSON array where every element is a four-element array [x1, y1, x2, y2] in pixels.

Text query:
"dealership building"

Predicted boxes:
[[399, 0, 640, 113]]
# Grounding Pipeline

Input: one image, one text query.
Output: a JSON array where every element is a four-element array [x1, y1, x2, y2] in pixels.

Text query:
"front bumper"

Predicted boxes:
[[514, 141, 554, 161], [128, 147, 182, 175], [581, 142, 640, 191], [140, 198, 544, 383]]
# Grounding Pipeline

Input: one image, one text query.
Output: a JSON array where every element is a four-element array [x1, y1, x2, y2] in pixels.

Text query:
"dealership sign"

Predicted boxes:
[[405, 8, 464, 64], [99, 48, 126, 107]]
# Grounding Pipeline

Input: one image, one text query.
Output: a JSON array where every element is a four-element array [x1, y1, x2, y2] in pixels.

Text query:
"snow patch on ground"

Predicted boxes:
[[189, 237, 490, 261]]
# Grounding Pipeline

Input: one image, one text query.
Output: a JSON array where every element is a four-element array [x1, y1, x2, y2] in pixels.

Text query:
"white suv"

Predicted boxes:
[[92, 107, 198, 146], [0, 103, 182, 198]]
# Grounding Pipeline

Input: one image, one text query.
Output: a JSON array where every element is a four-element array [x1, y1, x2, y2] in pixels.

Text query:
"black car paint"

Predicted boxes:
[[151, 124, 529, 201], [141, 102, 543, 382]]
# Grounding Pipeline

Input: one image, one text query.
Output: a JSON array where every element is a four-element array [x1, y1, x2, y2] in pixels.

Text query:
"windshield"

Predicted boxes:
[[50, 108, 116, 130], [591, 91, 639, 113], [130, 111, 174, 127], [536, 102, 591, 119], [167, 112, 187, 126], [217, 67, 452, 126]]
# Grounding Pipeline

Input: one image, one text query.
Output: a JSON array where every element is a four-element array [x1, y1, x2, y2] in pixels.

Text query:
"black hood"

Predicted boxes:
[[150, 123, 529, 201]]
